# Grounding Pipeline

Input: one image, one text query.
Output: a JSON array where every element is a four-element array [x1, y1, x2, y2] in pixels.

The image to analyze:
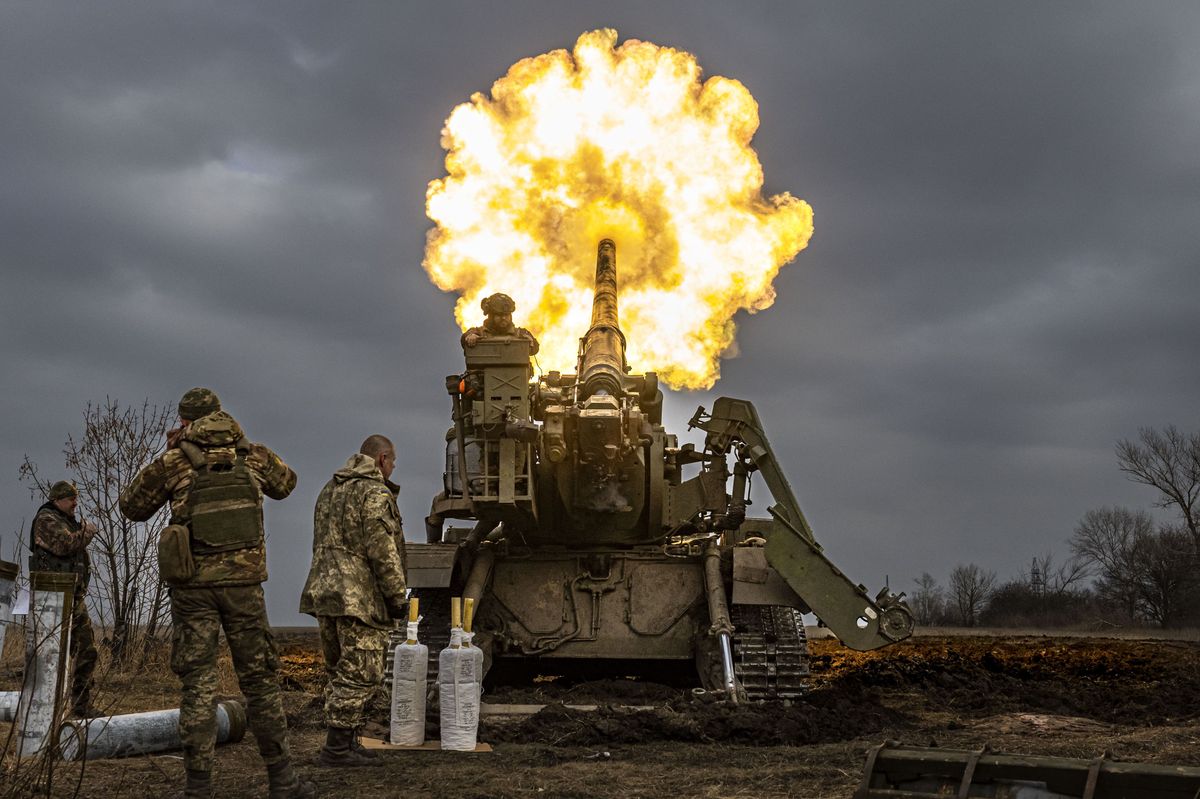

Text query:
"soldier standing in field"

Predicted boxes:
[[461, 292, 540, 353], [29, 480, 100, 718], [120, 388, 315, 799], [299, 435, 408, 767]]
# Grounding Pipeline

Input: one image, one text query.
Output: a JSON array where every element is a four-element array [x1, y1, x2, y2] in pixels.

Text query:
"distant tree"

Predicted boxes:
[[1117, 425, 1200, 542], [1069, 506, 1151, 620], [1128, 525, 1194, 628], [948, 563, 996, 627], [980, 552, 1092, 628], [21, 398, 174, 666], [910, 573, 944, 626], [1031, 552, 1089, 597], [1070, 506, 1197, 627], [981, 581, 1041, 626]]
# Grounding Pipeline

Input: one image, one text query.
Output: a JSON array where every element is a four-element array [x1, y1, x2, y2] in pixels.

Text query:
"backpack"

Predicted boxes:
[[178, 438, 264, 553]]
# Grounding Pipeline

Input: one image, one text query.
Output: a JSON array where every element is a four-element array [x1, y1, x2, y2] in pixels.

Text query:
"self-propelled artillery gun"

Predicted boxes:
[[412, 239, 913, 700]]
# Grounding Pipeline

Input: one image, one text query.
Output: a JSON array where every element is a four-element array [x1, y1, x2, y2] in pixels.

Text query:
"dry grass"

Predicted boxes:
[[2, 628, 1198, 798], [1, 624, 249, 799]]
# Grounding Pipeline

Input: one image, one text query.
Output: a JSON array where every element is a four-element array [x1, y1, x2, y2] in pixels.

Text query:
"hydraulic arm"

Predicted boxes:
[[691, 397, 914, 649]]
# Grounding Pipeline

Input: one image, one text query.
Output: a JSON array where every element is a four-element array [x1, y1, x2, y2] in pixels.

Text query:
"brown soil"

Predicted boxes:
[[2, 632, 1198, 798]]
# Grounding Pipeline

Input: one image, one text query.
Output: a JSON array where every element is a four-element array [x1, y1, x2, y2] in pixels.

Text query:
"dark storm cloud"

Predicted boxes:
[[2, 2, 1198, 623]]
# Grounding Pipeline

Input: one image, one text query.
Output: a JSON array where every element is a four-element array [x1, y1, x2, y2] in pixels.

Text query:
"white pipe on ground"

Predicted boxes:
[[59, 700, 246, 761]]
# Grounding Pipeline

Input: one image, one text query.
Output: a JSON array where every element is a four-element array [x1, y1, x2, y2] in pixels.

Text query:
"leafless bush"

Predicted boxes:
[[19, 398, 174, 667], [910, 573, 944, 626], [1070, 505, 1197, 627], [948, 563, 996, 627]]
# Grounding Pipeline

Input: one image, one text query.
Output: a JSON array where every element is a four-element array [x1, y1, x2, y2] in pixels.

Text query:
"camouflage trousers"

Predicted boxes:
[[317, 615, 388, 730], [68, 590, 97, 710], [170, 585, 291, 772]]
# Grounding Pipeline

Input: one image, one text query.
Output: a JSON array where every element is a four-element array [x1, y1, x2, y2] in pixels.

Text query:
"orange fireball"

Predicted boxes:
[[424, 29, 813, 390]]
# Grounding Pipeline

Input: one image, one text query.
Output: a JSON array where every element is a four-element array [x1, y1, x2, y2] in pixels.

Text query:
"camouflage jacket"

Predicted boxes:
[[299, 453, 407, 627], [30, 502, 94, 591], [461, 326, 540, 354], [119, 411, 297, 587]]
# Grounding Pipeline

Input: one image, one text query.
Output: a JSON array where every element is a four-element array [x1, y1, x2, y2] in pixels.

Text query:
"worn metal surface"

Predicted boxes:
[[487, 550, 703, 660], [855, 742, 1200, 799], [405, 543, 458, 589], [731, 546, 804, 608]]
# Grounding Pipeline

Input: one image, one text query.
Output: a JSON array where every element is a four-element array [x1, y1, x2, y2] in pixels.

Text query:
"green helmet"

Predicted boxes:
[[179, 387, 221, 421], [481, 293, 516, 315], [48, 481, 78, 501]]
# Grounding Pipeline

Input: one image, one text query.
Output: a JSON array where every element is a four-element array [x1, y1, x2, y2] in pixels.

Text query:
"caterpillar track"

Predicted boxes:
[[731, 605, 811, 700]]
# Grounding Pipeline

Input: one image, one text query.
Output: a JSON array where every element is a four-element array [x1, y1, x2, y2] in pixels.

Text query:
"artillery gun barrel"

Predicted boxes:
[[579, 239, 627, 399]]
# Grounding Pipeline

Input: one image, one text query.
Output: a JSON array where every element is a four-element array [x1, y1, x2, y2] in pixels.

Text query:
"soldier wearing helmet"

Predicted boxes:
[[29, 479, 100, 718], [120, 387, 314, 799], [461, 293, 540, 354]]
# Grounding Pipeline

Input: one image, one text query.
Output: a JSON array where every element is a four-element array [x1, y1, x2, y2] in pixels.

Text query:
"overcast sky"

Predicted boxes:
[[3, 3, 1198, 627]]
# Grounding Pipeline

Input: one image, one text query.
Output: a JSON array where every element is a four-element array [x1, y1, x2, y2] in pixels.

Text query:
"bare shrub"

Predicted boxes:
[[910, 573, 944, 626], [948, 563, 996, 627], [19, 398, 174, 667]]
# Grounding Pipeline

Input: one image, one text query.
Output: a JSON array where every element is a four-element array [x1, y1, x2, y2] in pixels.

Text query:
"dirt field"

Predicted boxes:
[[3, 630, 1199, 798]]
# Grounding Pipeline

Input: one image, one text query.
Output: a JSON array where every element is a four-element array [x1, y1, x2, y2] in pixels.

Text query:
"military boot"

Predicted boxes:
[[350, 728, 378, 760], [316, 727, 378, 767], [70, 701, 103, 719], [70, 692, 102, 719], [266, 759, 317, 799], [183, 768, 213, 799]]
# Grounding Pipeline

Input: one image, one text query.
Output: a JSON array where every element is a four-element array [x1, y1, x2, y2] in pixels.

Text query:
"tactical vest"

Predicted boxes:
[[29, 502, 90, 589], [178, 438, 264, 554]]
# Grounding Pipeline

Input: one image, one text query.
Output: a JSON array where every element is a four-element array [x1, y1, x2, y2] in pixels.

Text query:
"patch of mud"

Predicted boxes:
[[478, 636, 1200, 747], [485, 678, 688, 706], [817, 637, 1200, 725], [486, 684, 907, 746]]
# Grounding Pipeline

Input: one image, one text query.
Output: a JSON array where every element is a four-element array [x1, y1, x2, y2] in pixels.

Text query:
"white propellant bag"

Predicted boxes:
[[438, 627, 479, 751], [390, 605, 428, 746], [462, 630, 485, 701]]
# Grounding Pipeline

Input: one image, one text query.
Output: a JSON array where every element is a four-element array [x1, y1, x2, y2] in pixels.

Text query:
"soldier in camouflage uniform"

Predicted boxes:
[[461, 293, 540, 353], [120, 388, 315, 799], [29, 480, 100, 717], [300, 435, 407, 767]]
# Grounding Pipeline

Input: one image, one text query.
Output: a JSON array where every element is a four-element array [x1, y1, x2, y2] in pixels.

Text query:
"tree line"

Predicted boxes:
[[910, 425, 1200, 629]]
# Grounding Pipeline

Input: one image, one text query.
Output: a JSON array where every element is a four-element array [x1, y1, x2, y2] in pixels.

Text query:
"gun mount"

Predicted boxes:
[[416, 239, 913, 701]]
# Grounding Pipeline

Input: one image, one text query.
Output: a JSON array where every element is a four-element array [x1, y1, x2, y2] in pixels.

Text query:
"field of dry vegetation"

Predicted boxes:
[[2, 628, 1198, 798]]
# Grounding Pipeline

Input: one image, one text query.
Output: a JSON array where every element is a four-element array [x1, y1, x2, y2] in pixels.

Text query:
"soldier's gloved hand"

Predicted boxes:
[[82, 520, 98, 535], [464, 332, 481, 347], [385, 595, 408, 621]]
